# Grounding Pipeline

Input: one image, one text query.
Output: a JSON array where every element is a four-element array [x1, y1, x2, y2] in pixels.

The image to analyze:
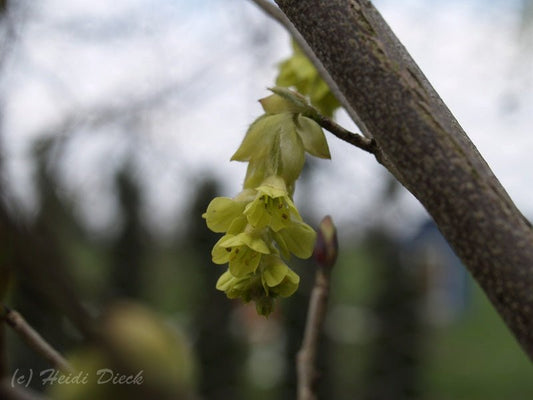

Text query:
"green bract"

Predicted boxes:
[[296, 114, 331, 159], [203, 85, 333, 316], [231, 114, 288, 163], [264, 87, 309, 113], [232, 112, 306, 185], [232, 90, 330, 190], [260, 92, 307, 115]]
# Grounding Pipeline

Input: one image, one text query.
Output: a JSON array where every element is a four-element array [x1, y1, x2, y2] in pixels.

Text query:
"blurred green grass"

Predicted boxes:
[[425, 281, 533, 400], [329, 246, 533, 399]]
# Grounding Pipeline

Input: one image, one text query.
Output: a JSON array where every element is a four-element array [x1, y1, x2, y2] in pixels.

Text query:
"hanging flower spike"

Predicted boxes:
[[203, 86, 333, 316]]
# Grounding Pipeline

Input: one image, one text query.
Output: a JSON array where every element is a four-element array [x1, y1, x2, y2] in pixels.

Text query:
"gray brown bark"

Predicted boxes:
[[275, 0, 533, 358]]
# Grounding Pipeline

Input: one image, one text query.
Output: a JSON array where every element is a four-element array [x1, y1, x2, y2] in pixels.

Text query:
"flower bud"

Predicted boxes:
[[313, 216, 338, 269]]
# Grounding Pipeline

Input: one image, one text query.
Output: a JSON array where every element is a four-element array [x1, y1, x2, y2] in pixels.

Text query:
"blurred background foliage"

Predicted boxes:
[[0, 0, 532, 399]]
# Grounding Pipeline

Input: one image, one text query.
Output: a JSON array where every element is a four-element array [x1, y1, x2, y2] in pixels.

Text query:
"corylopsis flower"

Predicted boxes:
[[203, 89, 331, 316], [244, 176, 299, 232]]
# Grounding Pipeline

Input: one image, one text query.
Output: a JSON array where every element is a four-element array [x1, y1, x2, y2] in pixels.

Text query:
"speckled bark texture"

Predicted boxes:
[[275, 0, 533, 358]]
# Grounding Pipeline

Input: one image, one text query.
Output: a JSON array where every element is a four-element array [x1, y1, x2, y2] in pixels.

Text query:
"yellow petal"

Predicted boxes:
[[211, 236, 233, 264], [229, 248, 262, 277], [204, 197, 245, 233], [274, 268, 300, 297], [256, 175, 287, 198], [262, 255, 289, 288], [276, 222, 316, 259], [215, 270, 235, 291]]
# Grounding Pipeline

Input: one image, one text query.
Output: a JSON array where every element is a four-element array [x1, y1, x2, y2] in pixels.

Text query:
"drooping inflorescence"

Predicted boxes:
[[202, 88, 331, 316]]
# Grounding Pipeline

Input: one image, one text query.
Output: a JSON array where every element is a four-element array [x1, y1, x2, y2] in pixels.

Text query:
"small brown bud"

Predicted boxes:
[[313, 215, 338, 269]]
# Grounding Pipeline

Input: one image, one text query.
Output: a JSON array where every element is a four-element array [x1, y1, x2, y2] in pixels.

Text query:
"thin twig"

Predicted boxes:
[[269, 86, 377, 154], [312, 112, 376, 154], [297, 216, 338, 400], [0, 325, 6, 378], [0, 305, 73, 373], [249, 0, 373, 139], [0, 380, 49, 400], [297, 268, 332, 400]]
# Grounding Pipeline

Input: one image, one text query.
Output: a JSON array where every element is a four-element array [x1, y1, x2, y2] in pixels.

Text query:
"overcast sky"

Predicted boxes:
[[1, 0, 532, 240]]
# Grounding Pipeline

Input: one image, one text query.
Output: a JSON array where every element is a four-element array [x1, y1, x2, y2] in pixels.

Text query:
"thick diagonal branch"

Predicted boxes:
[[249, 0, 373, 139], [275, 0, 533, 358]]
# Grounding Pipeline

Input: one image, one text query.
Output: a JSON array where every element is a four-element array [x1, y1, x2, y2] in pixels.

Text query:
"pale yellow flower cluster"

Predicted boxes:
[[203, 89, 331, 315]]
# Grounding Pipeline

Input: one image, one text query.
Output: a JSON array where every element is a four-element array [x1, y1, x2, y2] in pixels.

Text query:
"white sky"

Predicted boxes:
[[1, 0, 532, 240]]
